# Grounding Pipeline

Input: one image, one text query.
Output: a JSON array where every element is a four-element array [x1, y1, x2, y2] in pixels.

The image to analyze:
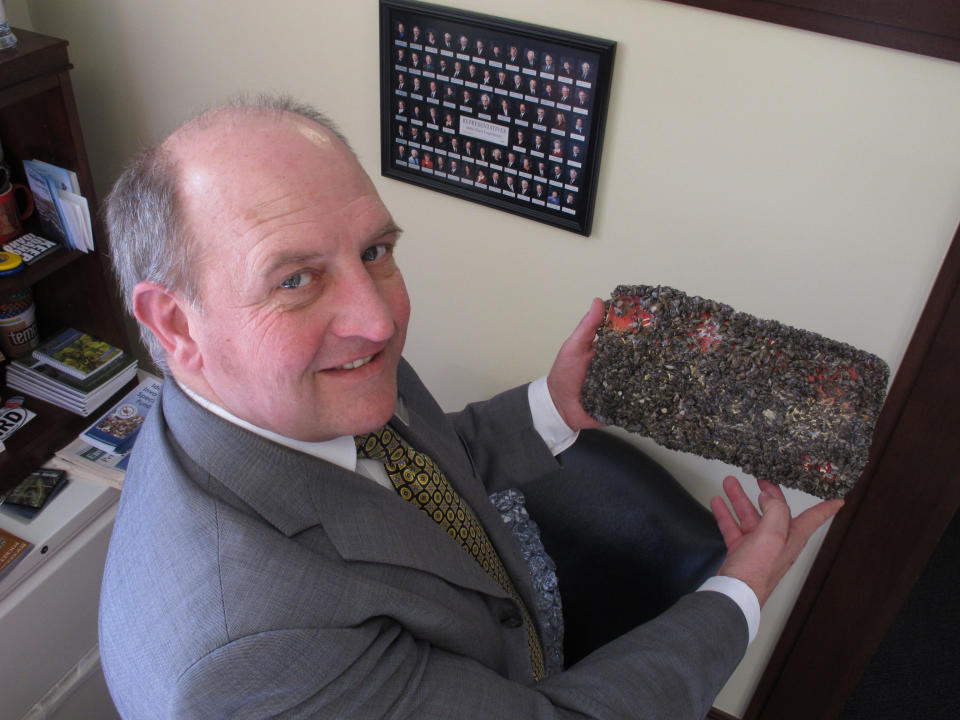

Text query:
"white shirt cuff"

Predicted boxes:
[[528, 376, 579, 456], [697, 576, 761, 645]]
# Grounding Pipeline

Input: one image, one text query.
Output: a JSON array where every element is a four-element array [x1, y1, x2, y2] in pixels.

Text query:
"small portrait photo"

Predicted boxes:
[[421, 151, 434, 169], [457, 33, 470, 54], [477, 92, 496, 115], [557, 83, 573, 106], [552, 109, 568, 131], [531, 133, 547, 154], [533, 106, 549, 128], [497, 96, 512, 119], [541, 53, 556, 73], [422, 54, 436, 73], [490, 146, 505, 166], [578, 59, 594, 83], [523, 47, 538, 70], [511, 73, 525, 93], [409, 50, 421, 69], [410, 25, 422, 44], [540, 81, 556, 102], [426, 28, 438, 46], [490, 42, 504, 63], [575, 87, 590, 109], [426, 78, 443, 100], [559, 57, 576, 77], [507, 44, 521, 65], [437, 56, 451, 76], [550, 137, 566, 158], [570, 113, 588, 138], [495, 68, 510, 88], [514, 127, 530, 149], [408, 146, 421, 166]]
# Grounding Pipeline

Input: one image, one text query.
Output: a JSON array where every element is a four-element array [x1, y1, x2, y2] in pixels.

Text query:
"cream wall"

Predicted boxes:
[[17, 0, 960, 716]]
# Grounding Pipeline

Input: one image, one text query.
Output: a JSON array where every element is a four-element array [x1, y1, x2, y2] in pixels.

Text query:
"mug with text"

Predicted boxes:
[[0, 182, 35, 242]]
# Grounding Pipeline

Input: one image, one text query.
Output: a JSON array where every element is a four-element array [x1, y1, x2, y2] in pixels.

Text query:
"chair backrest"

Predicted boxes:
[[521, 429, 726, 667]]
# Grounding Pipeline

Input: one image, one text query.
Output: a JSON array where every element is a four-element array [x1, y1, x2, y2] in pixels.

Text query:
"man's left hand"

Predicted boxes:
[[547, 298, 606, 431]]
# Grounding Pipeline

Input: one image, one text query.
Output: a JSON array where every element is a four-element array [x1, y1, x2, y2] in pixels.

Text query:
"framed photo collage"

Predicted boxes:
[[380, 0, 616, 235]]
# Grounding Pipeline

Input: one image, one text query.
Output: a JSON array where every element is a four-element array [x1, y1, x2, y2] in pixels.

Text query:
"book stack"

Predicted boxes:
[[4, 328, 137, 416], [51, 376, 162, 490], [22, 159, 93, 253]]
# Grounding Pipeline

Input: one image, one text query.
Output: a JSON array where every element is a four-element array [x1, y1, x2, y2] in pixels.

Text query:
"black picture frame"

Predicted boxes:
[[380, 0, 616, 236]]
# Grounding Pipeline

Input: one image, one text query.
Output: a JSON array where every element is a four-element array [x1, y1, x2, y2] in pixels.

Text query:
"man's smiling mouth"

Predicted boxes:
[[336, 355, 375, 370]]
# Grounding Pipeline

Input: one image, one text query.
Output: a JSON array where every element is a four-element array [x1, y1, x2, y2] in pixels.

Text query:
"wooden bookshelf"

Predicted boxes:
[[1, 29, 130, 494]]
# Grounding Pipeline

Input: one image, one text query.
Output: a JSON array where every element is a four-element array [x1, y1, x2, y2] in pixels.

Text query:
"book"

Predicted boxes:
[[33, 328, 124, 380], [53, 438, 131, 490], [80, 377, 162, 454], [22, 160, 69, 247], [0, 468, 68, 520], [0, 526, 32, 582], [22, 159, 91, 253], [6, 353, 138, 416]]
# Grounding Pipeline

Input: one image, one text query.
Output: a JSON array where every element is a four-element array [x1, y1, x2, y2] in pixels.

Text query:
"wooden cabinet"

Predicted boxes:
[[0, 29, 131, 494]]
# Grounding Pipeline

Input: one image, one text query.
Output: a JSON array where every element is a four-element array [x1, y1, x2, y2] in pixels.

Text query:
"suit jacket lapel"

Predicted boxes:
[[162, 379, 512, 600]]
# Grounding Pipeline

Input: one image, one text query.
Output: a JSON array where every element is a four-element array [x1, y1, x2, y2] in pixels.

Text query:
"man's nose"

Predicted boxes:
[[328, 267, 395, 342]]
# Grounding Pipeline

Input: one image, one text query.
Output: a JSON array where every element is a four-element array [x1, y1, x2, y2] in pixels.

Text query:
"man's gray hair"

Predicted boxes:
[[105, 94, 351, 373]]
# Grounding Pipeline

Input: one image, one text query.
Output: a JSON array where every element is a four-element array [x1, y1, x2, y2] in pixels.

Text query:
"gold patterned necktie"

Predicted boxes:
[[356, 424, 546, 681]]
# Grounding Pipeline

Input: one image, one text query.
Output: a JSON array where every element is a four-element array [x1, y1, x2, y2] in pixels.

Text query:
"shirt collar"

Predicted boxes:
[[176, 380, 359, 472]]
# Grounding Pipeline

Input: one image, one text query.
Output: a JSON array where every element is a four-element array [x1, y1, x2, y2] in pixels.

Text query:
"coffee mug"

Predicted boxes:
[[0, 183, 35, 243]]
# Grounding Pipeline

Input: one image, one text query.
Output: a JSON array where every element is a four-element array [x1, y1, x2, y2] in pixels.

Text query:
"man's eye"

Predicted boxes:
[[361, 244, 389, 263], [280, 272, 312, 290]]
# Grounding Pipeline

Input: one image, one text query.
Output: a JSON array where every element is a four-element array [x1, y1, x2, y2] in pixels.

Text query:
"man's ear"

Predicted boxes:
[[131, 282, 203, 371]]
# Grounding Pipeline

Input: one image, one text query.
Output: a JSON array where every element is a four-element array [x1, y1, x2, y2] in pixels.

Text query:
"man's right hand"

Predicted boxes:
[[711, 476, 845, 607]]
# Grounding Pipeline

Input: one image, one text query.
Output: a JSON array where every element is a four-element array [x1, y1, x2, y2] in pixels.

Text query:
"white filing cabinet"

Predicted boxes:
[[1, 474, 121, 720]]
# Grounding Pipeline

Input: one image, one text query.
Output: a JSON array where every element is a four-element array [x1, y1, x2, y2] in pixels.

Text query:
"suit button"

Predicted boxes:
[[500, 610, 523, 628]]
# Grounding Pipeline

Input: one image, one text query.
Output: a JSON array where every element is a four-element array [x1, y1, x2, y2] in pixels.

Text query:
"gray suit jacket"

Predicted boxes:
[[99, 360, 747, 718]]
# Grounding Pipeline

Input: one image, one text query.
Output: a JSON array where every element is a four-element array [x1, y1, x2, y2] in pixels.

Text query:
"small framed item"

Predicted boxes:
[[380, 0, 616, 235], [581, 285, 890, 499]]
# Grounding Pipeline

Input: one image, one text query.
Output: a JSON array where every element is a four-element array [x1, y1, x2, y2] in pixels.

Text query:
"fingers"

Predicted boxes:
[[710, 495, 742, 548], [788, 498, 845, 549], [570, 298, 605, 345], [723, 476, 762, 533]]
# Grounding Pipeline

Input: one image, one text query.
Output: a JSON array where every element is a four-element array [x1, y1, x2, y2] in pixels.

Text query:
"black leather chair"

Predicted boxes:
[[522, 429, 727, 667]]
